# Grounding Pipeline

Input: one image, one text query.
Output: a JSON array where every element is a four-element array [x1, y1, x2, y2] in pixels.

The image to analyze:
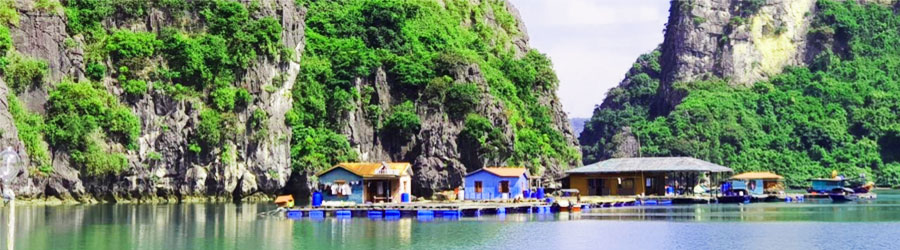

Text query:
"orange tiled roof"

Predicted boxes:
[[274, 195, 293, 204], [316, 162, 411, 178]]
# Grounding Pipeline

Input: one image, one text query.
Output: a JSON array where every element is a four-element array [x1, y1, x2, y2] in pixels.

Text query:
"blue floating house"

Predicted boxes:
[[464, 167, 529, 200], [315, 162, 412, 204]]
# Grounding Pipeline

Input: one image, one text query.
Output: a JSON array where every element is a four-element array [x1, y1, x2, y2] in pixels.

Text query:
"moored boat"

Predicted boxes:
[[718, 172, 784, 203], [808, 171, 875, 201], [829, 187, 858, 203]]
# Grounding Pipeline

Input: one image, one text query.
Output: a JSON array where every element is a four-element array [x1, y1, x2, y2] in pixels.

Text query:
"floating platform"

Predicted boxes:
[[284, 201, 550, 219]]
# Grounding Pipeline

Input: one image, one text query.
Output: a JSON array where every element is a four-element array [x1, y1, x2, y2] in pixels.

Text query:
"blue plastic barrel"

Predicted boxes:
[[312, 191, 323, 207], [368, 211, 383, 218], [385, 210, 401, 217], [336, 210, 352, 219], [309, 210, 325, 218], [442, 210, 460, 217], [523, 190, 530, 199], [497, 207, 506, 214], [401, 193, 410, 203], [536, 188, 545, 199], [286, 210, 302, 219], [417, 210, 435, 217]]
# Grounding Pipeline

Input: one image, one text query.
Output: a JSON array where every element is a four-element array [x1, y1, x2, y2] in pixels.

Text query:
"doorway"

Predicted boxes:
[[367, 180, 392, 203], [588, 179, 604, 195]]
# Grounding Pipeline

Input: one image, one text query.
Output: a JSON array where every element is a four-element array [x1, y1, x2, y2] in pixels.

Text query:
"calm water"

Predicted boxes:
[[3, 191, 900, 250]]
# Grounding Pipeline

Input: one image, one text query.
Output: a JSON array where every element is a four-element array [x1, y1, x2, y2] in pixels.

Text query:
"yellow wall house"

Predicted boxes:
[[563, 157, 733, 196]]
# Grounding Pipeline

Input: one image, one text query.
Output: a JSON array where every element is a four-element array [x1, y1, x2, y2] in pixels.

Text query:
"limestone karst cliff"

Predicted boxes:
[[581, 0, 900, 186], [0, 0, 579, 203]]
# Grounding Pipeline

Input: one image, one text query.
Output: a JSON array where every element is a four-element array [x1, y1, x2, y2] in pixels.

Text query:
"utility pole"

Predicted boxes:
[[1, 146, 21, 250]]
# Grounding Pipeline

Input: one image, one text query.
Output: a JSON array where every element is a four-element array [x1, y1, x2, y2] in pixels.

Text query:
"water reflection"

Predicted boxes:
[[0, 203, 294, 249], [0, 190, 899, 249], [583, 195, 900, 222]]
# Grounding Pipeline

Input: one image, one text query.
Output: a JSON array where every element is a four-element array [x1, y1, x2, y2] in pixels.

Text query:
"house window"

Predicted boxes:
[[499, 181, 510, 193], [475, 181, 483, 193]]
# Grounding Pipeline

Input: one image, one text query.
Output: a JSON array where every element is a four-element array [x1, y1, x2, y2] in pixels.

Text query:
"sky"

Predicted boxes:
[[508, 0, 671, 118]]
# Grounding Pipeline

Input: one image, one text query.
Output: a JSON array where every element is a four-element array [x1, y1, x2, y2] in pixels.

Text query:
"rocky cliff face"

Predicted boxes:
[[657, 0, 816, 110], [3, 0, 305, 203], [584, 0, 839, 159], [1, 0, 577, 203], [581, 0, 900, 185], [301, 0, 579, 196]]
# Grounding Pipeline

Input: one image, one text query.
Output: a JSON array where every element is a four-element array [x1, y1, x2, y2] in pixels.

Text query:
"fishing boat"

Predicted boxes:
[[717, 172, 784, 203], [808, 171, 875, 201], [829, 187, 858, 203]]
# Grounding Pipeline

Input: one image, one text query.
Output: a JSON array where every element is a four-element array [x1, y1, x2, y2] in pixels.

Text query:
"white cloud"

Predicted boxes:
[[508, 0, 670, 118]]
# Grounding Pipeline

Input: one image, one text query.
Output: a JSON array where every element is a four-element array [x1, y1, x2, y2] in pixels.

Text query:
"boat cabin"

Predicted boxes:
[[808, 178, 847, 194], [315, 162, 412, 204], [723, 172, 784, 196], [464, 167, 529, 200], [562, 157, 733, 196]]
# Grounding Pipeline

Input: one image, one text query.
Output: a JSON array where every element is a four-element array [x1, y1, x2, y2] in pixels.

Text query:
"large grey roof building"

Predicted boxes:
[[567, 157, 733, 174]]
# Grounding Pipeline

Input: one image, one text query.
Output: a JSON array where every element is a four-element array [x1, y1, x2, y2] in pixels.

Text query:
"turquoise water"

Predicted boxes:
[[3, 191, 900, 249]]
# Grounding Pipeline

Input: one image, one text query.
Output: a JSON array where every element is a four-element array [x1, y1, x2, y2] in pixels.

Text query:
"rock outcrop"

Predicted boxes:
[[658, 0, 817, 110], [2, 0, 577, 203], [4, 0, 306, 203]]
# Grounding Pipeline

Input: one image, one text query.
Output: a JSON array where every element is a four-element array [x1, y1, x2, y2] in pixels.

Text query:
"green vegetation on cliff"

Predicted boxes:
[[290, 0, 578, 173], [44, 81, 140, 175], [581, 0, 900, 186], [0, 0, 286, 175]]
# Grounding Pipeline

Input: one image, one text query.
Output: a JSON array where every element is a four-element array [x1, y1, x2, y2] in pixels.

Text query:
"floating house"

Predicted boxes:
[[315, 162, 412, 204], [465, 167, 529, 200], [563, 157, 733, 196]]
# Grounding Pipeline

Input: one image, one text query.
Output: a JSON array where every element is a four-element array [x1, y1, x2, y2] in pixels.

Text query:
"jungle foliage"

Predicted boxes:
[[291, 0, 579, 173], [580, 0, 900, 187]]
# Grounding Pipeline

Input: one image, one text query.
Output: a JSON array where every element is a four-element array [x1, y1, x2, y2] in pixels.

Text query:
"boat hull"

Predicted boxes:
[[829, 194, 857, 203], [717, 196, 751, 203]]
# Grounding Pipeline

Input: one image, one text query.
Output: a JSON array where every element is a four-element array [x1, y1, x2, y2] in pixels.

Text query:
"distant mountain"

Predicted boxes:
[[569, 117, 588, 137]]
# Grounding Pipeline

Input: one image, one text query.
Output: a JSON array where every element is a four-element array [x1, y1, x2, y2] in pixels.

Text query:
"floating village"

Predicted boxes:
[[271, 157, 877, 220]]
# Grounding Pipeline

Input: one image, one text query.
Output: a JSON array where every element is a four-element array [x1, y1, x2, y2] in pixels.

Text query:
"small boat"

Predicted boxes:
[[717, 195, 751, 204], [829, 187, 858, 203], [718, 172, 785, 203], [809, 171, 875, 197]]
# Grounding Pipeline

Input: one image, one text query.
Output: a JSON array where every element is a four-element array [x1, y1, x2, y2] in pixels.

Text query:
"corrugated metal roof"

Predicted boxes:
[[468, 167, 528, 178], [316, 162, 411, 178], [566, 157, 733, 174]]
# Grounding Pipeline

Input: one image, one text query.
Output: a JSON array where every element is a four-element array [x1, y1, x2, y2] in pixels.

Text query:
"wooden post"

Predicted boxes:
[[7, 199, 13, 250]]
